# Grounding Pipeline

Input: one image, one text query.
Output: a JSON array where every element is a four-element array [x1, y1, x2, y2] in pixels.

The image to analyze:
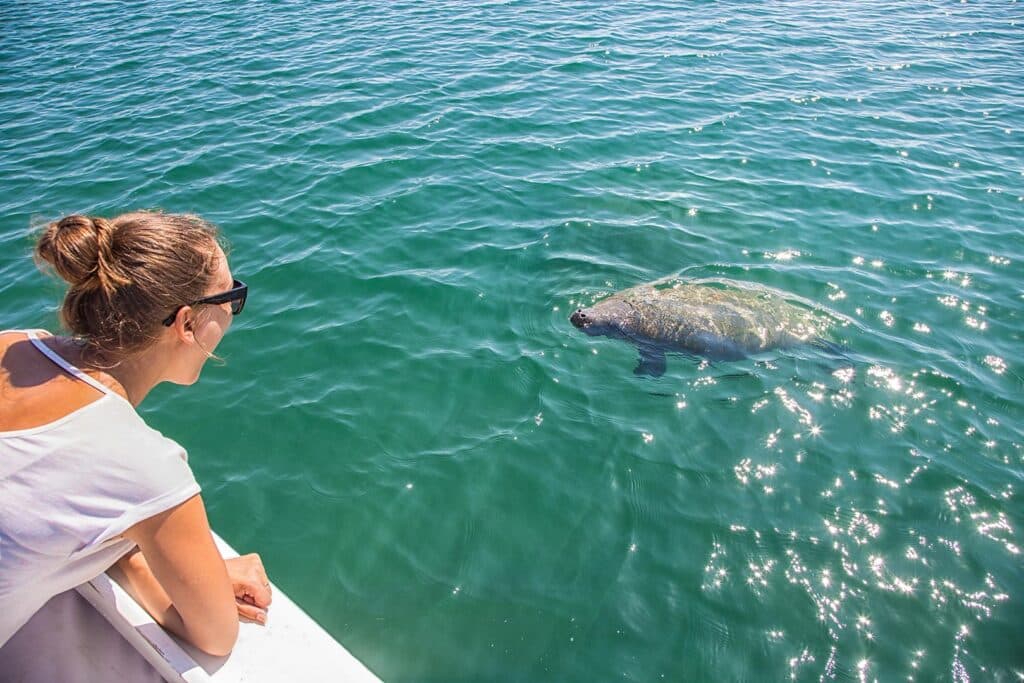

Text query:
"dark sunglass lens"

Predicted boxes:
[[232, 292, 246, 315]]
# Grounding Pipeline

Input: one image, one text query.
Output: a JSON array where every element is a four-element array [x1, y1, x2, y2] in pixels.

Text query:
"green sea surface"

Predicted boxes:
[[2, 1, 1022, 680]]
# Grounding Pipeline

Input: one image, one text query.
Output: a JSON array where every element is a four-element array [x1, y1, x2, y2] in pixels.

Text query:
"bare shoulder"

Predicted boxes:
[[0, 332, 116, 431], [0, 330, 45, 348]]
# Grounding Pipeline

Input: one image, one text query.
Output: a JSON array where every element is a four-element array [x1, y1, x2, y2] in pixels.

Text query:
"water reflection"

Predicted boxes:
[[685, 314, 1021, 678]]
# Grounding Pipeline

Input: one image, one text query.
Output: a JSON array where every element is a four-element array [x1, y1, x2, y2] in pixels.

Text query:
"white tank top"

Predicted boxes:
[[0, 330, 200, 646]]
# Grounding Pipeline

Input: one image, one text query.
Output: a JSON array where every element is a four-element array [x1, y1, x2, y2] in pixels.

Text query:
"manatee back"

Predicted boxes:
[[621, 281, 826, 355]]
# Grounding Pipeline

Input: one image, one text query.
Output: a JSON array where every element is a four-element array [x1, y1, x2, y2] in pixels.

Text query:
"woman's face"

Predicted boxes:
[[173, 245, 235, 384]]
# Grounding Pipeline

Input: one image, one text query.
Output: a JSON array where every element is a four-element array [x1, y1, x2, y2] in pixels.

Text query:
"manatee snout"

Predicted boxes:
[[570, 300, 631, 336], [569, 308, 590, 329]]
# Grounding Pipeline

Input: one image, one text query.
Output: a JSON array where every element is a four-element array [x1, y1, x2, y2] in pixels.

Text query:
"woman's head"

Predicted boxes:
[[35, 211, 234, 377]]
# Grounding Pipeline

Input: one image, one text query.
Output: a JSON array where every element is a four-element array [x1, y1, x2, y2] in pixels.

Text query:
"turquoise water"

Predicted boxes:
[[2, 1, 1022, 679]]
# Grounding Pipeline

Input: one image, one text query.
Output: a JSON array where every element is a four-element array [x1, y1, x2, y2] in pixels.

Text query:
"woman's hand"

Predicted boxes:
[[225, 554, 272, 625]]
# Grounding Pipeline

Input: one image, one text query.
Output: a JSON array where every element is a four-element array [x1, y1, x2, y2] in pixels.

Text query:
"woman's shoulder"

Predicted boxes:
[[0, 331, 131, 433], [0, 328, 50, 346]]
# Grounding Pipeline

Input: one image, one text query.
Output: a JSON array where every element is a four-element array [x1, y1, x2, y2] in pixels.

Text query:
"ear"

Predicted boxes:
[[171, 305, 197, 344]]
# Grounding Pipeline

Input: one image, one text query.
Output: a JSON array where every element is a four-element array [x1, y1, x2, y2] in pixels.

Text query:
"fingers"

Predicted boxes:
[[235, 597, 268, 625], [251, 556, 272, 607], [226, 554, 273, 608], [237, 573, 272, 608], [239, 581, 272, 609], [255, 561, 270, 589]]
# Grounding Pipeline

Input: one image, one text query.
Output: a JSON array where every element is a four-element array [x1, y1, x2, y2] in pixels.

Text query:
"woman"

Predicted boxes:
[[0, 211, 270, 656]]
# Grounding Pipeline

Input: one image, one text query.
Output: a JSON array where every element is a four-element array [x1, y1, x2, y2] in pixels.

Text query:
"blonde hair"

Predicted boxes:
[[34, 211, 222, 362]]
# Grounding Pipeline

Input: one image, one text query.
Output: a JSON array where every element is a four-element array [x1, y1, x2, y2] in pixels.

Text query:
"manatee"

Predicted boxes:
[[569, 279, 838, 376]]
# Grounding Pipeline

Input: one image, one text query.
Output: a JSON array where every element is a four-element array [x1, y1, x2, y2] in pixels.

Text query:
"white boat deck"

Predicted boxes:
[[0, 534, 381, 683]]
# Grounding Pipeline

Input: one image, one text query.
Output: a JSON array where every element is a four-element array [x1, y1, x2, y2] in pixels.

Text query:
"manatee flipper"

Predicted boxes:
[[804, 337, 855, 373], [634, 346, 667, 377], [810, 337, 848, 357]]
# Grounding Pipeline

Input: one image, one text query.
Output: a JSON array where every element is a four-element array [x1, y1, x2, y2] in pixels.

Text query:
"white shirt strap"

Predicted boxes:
[[25, 331, 113, 396]]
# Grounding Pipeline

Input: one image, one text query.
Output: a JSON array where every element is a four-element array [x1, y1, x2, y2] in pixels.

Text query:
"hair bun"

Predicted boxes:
[[35, 214, 130, 295]]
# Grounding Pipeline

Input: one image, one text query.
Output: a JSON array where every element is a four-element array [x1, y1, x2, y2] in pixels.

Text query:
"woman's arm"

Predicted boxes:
[[111, 547, 273, 629], [108, 546, 176, 628], [119, 494, 239, 656]]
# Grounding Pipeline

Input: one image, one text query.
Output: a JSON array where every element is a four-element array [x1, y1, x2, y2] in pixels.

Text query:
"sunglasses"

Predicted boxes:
[[162, 279, 248, 326]]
